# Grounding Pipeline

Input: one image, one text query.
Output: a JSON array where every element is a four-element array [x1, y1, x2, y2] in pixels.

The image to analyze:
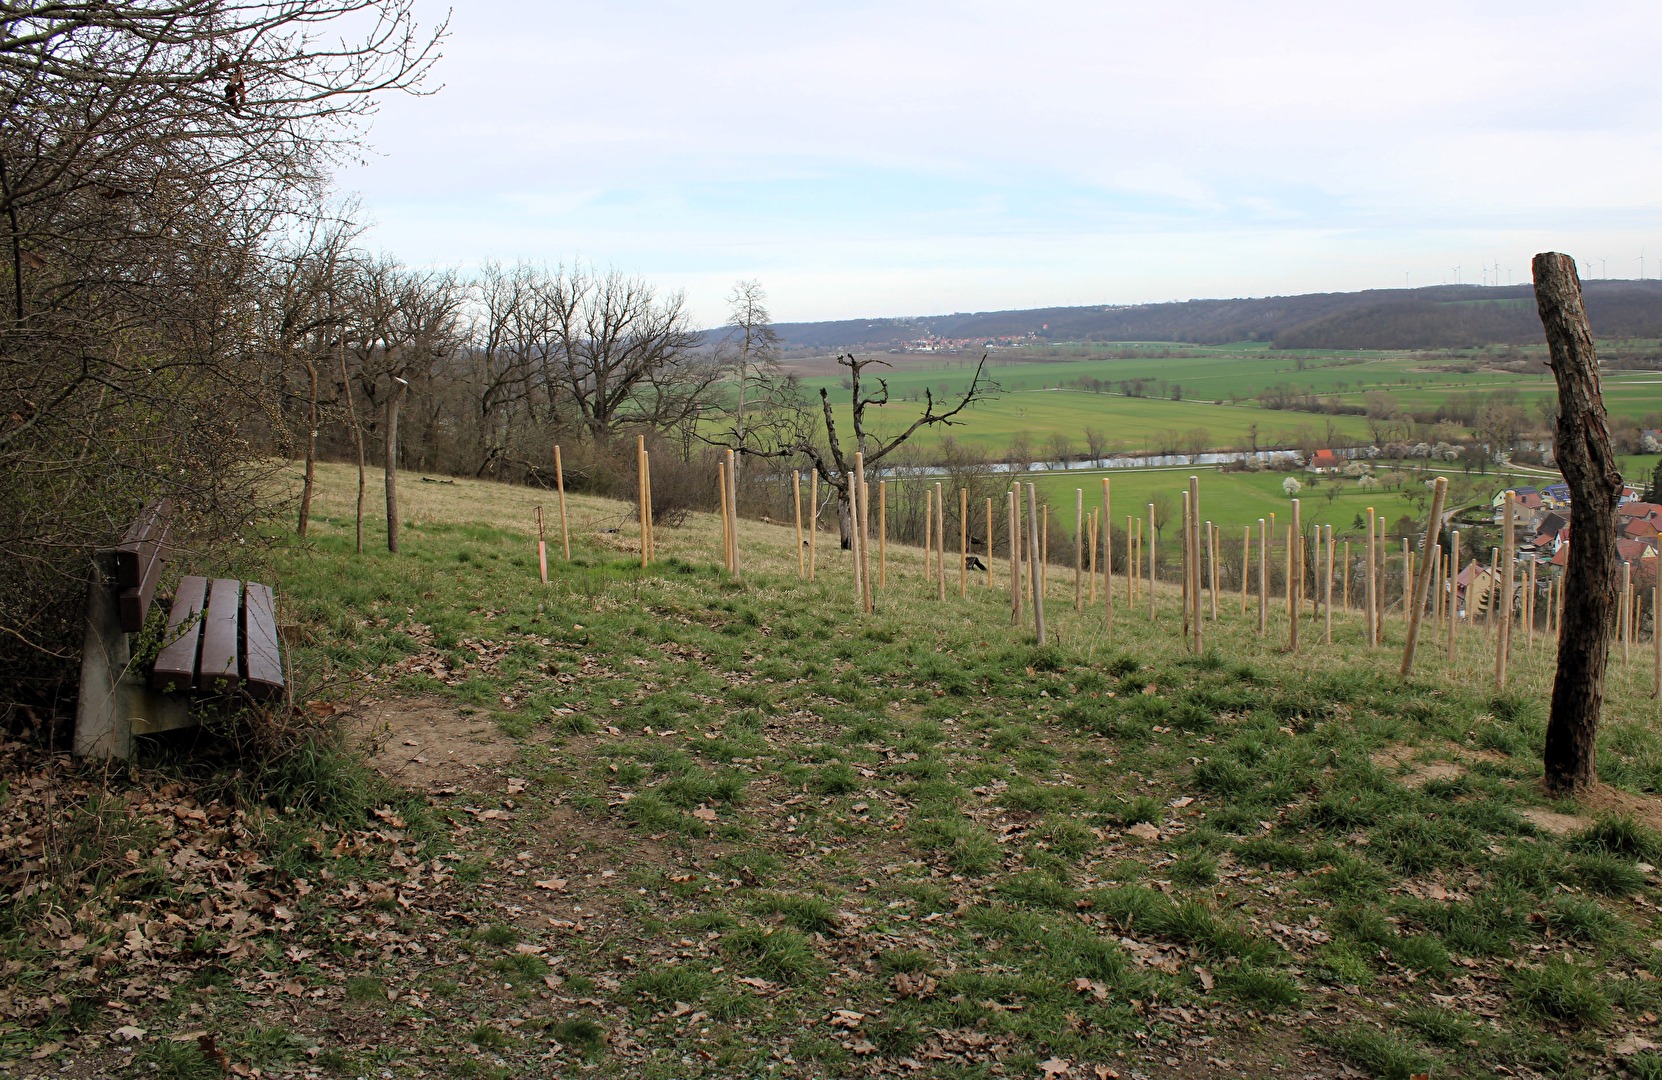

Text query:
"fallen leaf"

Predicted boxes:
[[507, 778, 528, 794], [691, 807, 718, 822], [110, 1025, 147, 1042], [1040, 1057, 1072, 1077], [534, 878, 568, 891], [1125, 822, 1160, 842]]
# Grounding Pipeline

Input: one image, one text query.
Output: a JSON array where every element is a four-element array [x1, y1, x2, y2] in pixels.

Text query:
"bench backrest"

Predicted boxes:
[[104, 498, 173, 632]]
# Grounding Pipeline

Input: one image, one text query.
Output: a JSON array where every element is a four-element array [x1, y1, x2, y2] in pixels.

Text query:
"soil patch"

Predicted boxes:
[[348, 694, 519, 791], [1581, 781, 1662, 832], [1371, 746, 1467, 789], [1518, 806, 1589, 836]]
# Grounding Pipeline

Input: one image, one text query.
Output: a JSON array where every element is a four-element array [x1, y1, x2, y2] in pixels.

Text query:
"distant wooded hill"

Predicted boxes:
[[760, 281, 1662, 352]]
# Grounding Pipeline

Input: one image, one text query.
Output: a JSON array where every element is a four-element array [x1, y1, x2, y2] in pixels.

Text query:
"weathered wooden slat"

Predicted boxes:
[[116, 517, 171, 632], [242, 582, 284, 700], [152, 576, 208, 692], [112, 498, 172, 588], [198, 578, 242, 693]]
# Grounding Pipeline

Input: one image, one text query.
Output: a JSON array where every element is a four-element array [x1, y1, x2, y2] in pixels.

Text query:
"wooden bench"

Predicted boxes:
[[74, 499, 285, 760]]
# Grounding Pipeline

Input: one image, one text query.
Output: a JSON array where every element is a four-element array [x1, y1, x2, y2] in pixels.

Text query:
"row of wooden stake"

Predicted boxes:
[[539, 455, 1662, 699]]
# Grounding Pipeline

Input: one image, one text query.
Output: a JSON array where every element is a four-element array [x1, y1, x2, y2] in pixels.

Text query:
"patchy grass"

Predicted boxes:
[[9, 460, 1662, 1079]]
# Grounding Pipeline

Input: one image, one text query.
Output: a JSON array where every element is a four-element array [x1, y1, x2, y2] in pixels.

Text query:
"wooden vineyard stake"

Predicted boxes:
[[1266, 511, 1276, 628], [645, 451, 655, 561], [1285, 515, 1296, 625], [1324, 525, 1335, 645], [718, 462, 732, 573], [1403, 539, 1412, 628], [848, 459, 865, 607], [1189, 475, 1202, 655], [1377, 515, 1389, 645], [1283, 501, 1296, 651], [924, 487, 935, 583], [1485, 550, 1499, 638], [961, 487, 970, 599], [1447, 530, 1460, 663], [1074, 488, 1084, 612], [1241, 525, 1251, 616], [537, 506, 548, 585], [727, 449, 740, 578], [1009, 489, 1022, 623], [554, 444, 571, 560], [1655, 564, 1661, 699], [1257, 518, 1268, 636], [793, 472, 805, 578], [1127, 515, 1136, 609], [638, 436, 650, 568], [937, 482, 948, 603], [1502, 488, 1515, 684], [1622, 562, 1633, 666], [1208, 522, 1219, 621], [865, 474, 876, 603], [879, 481, 888, 589], [1026, 483, 1046, 645], [1400, 476, 1447, 676], [1180, 491, 1191, 639], [1087, 511, 1097, 604], [1365, 508, 1377, 648], [1102, 478, 1113, 630], [1147, 503, 1157, 622], [977, 495, 990, 588], [856, 456, 873, 614]]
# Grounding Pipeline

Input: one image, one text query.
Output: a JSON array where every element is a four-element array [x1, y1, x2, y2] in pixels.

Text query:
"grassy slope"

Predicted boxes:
[[17, 461, 1662, 1079]]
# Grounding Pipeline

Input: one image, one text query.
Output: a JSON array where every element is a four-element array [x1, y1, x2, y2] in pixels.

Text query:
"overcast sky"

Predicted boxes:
[[339, 1, 1662, 326]]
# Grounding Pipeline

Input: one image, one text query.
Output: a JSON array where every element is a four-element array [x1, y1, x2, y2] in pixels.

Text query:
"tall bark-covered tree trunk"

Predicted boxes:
[[385, 376, 408, 553], [1536, 252, 1622, 795], [836, 484, 853, 550]]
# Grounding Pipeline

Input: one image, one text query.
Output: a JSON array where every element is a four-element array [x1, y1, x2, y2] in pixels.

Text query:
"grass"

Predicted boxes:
[[27, 458, 1662, 1079]]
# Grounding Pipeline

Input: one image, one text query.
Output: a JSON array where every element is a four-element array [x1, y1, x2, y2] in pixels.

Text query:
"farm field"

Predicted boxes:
[[22, 461, 1662, 1079], [787, 345, 1662, 462], [1019, 464, 1525, 540], [807, 388, 1379, 458]]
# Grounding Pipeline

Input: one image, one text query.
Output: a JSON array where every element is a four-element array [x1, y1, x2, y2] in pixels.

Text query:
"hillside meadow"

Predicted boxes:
[[15, 460, 1662, 1079]]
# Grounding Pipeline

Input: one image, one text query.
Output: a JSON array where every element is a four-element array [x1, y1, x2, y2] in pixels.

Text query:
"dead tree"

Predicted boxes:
[[1536, 252, 1622, 795], [736, 354, 997, 548]]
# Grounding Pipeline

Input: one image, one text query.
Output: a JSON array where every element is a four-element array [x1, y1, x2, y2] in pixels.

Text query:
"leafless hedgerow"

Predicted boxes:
[[0, 2, 446, 721]]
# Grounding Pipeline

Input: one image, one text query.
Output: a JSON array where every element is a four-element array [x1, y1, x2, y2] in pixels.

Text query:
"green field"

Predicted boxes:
[[786, 345, 1662, 464], [1020, 464, 1527, 540]]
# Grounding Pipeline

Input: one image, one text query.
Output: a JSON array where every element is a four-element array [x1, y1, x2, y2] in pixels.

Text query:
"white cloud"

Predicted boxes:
[[341, 0, 1662, 323]]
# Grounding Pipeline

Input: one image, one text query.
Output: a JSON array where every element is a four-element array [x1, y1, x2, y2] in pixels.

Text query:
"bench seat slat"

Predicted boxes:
[[242, 582, 284, 700], [198, 578, 242, 693], [152, 576, 208, 692]]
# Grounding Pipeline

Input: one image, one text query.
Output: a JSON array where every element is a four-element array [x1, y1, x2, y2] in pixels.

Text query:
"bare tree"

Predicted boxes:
[[0, 1, 445, 706], [535, 265, 716, 442], [1083, 426, 1110, 463], [736, 354, 997, 547], [722, 280, 780, 472]]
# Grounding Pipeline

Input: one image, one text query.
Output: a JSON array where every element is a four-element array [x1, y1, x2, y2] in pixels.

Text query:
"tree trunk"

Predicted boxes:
[[298, 359, 317, 537], [385, 376, 408, 553], [340, 344, 366, 555], [1536, 252, 1622, 795], [837, 485, 854, 551]]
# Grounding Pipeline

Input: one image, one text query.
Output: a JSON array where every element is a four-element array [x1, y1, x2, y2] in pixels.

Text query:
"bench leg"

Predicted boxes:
[[74, 565, 135, 760]]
